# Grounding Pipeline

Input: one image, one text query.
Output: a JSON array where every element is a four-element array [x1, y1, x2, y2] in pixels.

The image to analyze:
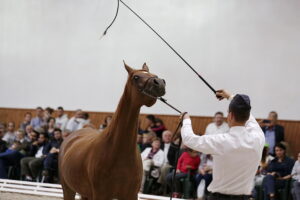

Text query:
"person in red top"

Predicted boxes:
[[166, 148, 200, 197]]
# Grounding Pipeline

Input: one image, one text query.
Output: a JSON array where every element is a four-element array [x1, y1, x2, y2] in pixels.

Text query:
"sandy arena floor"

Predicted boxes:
[[0, 192, 63, 200]]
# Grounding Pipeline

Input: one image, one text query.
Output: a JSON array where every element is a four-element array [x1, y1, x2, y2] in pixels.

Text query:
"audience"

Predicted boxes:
[[20, 112, 32, 132], [3, 121, 17, 146], [0, 107, 297, 200], [292, 152, 300, 200], [55, 107, 68, 131], [263, 143, 294, 200], [205, 111, 229, 135], [30, 107, 45, 130], [261, 111, 285, 156]]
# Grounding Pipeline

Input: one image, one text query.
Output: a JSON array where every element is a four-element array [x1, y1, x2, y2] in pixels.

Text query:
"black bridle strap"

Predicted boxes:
[[102, 0, 217, 95]]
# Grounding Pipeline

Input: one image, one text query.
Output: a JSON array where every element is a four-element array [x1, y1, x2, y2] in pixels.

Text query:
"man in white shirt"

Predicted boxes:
[[181, 89, 265, 200], [205, 112, 229, 135], [55, 107, 69, 131]]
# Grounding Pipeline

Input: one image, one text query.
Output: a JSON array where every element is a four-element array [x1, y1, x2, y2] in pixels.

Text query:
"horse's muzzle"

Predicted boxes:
[[144, 77, 166, 97]]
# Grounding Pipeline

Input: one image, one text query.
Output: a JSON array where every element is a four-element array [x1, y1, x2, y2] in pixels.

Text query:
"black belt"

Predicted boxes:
[[209, 192, 251, 200]]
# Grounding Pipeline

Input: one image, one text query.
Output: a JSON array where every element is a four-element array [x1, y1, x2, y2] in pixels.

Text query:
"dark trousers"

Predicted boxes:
[[195, 173, 213, 193], [43, 153, 58, 172], [0, 150, 23, 179], [263, 174, 286, 200], [166, 171, 188, 193], [207, 193, 251, 200], [20, 157, 44, 179]]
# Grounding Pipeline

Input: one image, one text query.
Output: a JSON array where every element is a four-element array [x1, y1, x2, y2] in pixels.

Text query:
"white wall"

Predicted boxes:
[[0, 0, 299, 120]]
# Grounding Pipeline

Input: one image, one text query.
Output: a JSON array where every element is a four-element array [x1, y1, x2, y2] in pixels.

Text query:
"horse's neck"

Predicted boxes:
[[104, 87, 140, 149]]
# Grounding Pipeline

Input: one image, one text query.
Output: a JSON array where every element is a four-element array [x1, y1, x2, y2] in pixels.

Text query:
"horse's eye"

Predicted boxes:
[[133, 76, 139, 80]]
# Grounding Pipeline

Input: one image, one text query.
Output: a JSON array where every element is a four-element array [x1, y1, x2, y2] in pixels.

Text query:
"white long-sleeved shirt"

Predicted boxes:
[[55, 114, 69, 131], [141, 147, 165, 168], [181, 111, 265, 195], [205, 122, 229, 135]]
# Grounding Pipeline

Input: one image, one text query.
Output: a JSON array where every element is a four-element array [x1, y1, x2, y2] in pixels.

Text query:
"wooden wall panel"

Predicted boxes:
[[0, 107, 299, 158]]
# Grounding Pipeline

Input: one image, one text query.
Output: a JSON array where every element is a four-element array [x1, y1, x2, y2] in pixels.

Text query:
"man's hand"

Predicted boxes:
[[180, 112, 190, 120], [216, 89, 232, 101]]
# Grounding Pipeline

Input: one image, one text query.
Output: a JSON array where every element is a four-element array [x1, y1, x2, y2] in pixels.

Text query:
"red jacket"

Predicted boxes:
[[177, 152, 200, 174]]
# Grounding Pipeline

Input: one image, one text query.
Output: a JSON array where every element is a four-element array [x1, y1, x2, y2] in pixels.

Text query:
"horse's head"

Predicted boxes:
[[124, 61, 166, 107]]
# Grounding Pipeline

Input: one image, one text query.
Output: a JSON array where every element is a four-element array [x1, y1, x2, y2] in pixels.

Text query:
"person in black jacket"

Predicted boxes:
[[20, 132, 49, 181], [0, 124, 7, 153], [261, 111, 284, 156]]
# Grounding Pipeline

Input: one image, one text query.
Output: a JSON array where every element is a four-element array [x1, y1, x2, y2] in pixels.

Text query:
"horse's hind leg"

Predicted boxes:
[[61, 178, 76, 200]]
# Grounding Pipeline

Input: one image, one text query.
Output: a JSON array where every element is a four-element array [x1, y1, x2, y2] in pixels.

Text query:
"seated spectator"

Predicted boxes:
[[43, 128, 63, 183], [0, 124, 7, 153], [137, 134, 143, 152], [3, 121, 17, 146], [25, 125, 34, 140], [14, 129, 31, 155], [65, 109, 83, 132], [20, 112, 32, 132], [195, 154, 213, 196], [27, 130, 39, 144], [77, 112, 90, 130], [254, 145, 274, 189], [55, 107, 68, 131], [144, 115, 157, 132], [261, 111, 284, 156], [151, 118, 166, 139], [44, 107, 54, 122], [205, 112, 229, 135], [99, 115, 112, 132], [167, 136, 187, 168], [157, 130, 173, 191], [291, 152, 300, 200], [30, 107, 45, 130], [140, 138, 165, 191], [0, 141, 24, 178], [46, 117, 56, 139], [20, 132, 50, 181], [141, 132, 156, 152], [263, 143, 294, 200], [166, 148, 200, 198]]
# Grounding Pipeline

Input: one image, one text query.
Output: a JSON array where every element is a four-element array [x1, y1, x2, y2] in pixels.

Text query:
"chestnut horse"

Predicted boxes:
[[59, 62, 166, 200]]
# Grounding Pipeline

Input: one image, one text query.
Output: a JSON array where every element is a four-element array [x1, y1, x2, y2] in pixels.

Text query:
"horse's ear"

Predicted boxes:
[[142, 63, 149, 72], [123, 60, 133, 73]]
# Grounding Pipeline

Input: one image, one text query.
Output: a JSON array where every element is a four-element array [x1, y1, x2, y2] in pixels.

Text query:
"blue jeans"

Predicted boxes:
[[195, 173, 212, 193], [292, 181, 300, 200], [0, 150, 24, 178], [263, 174, 286, 200]]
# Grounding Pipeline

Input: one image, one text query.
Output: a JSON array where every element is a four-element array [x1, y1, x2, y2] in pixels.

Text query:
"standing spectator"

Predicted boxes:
[[65, 109, 83, 132], [261, 111, 284, 155], [166, 148, 200, 198], [291, 152, 300, 200], [30, 107, 45, 130], [3, 122, 17, 146], [263, 143, 294, 200], [43, 128, 63, 183], [20, 112, 32, 132], [46, 117, 56, 139], [205, 112, 229, 135], [55, 107, 68, 131], [0, 124, 7, 153], [99, 115, 112, 132], [157, 130, 173, 189], [144, 115, 157, 132], [140, 138, 165, 191], [20, 132, 50, 181]]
